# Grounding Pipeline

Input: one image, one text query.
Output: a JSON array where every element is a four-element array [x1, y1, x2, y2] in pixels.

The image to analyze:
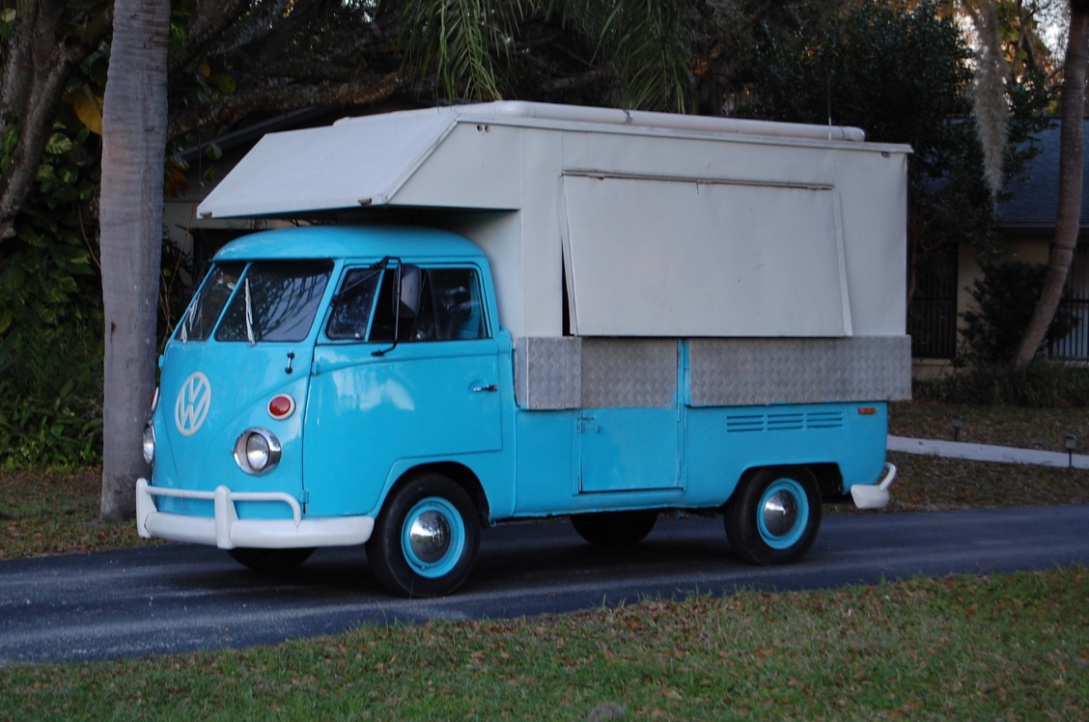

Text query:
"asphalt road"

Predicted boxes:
[[2, 505, 1088, 665]]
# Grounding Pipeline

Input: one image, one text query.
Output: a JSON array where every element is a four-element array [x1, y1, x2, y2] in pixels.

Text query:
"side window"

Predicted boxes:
[[368, 268, 402, 342], [428, 268, 486, 340], [326, 268, 381, 340], [369, 266, 487, 343]]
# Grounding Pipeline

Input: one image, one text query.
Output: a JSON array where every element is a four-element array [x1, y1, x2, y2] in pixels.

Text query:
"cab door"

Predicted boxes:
[[303, 264, 503, 517]]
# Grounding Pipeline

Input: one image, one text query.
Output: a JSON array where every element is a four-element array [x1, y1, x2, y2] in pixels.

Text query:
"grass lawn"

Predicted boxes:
[[1, 401, 1087, 720], [2, 570, 1085, 721]]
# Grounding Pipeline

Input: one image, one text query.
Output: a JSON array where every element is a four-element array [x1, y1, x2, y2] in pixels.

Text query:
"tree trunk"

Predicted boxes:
[[1013, 1, 1089, 368], [98, 0, 170, 520]]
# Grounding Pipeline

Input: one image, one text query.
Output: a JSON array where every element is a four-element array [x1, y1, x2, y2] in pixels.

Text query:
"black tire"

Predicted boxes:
[[724, 466, 821, 565], [228, 547, 315, 572], [571, 510, 659, 546], [366, 473, 480, 598]]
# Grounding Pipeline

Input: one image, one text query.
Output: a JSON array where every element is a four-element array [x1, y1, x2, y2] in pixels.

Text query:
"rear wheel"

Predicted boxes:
[[724, 466, 821, 565], [366, 473, 479, 598], [571, 510, 659, 546], [228, 547, 315, 572]]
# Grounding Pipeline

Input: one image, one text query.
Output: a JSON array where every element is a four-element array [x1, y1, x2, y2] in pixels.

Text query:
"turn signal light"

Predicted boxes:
[[268, 394, 295, 420]]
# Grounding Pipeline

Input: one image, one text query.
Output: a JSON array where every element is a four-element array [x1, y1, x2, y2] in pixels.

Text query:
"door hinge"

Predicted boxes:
[[577, 415, 600, 433]]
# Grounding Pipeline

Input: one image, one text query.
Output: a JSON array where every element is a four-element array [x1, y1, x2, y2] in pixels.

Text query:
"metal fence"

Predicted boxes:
[[1050, 247, 1089, 360], [909, 250, 958, 359]]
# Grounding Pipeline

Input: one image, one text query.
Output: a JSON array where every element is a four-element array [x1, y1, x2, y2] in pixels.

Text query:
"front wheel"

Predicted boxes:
[[724, 466, 821, 565], [366, 473, 480, 598]]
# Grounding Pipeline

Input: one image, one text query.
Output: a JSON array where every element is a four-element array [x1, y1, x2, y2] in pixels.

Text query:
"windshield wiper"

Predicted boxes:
[[244, 278, 255, 345], [179, 305, 192, 344]]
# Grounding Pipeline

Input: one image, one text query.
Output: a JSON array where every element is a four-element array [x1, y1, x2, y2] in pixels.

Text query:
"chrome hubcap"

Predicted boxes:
[[408, 511, 452, 564], [761, 489, 799, 538]]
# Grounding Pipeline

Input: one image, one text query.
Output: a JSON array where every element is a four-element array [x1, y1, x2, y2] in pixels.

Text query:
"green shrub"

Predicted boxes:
[[0, 119, 104, 469], [0, 320, 103, 469], [958, 260, 1075, 366], [917, 260, 1087, 407], [916, 358, 1089, 406]]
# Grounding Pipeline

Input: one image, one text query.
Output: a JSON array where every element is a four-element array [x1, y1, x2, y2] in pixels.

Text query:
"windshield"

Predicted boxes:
[[214, 260, 333, 343], [176, 263, 245, 342]]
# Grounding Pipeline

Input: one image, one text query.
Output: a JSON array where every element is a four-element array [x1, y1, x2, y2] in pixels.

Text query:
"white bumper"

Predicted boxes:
[[849, 463, 897, 510], [136, 478, 374, 549]]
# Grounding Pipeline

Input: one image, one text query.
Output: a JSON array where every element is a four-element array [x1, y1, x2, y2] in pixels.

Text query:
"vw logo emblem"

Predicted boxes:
[[175, 372, 212, 436]]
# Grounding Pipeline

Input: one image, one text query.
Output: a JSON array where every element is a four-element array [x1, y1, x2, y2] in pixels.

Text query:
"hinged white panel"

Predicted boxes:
[[197, 109, 456, 218], [561, 174, 850, 337]]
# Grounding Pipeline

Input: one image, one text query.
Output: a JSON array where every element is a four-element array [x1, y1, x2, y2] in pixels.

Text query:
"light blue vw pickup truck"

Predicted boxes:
[[138, 102, 910, 597]]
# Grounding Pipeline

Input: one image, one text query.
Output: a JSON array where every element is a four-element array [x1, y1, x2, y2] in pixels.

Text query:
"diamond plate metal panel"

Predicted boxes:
[[581, 339, 677, 408], [514, 337, 582, 409], [689, 336, 912, 406]]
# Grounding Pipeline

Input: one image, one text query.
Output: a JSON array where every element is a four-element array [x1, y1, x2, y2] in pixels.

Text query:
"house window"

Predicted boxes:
[[1049, 245, 1089, 360], [909, 249, 958, 359]]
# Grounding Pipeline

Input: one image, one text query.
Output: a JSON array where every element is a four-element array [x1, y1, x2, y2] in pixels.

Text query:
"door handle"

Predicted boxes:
[[472, 384, 498, 393]]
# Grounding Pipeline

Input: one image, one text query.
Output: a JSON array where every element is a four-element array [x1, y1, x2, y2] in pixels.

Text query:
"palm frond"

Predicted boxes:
[[400, 0, 543, 101], [564, 0, 696, 112]]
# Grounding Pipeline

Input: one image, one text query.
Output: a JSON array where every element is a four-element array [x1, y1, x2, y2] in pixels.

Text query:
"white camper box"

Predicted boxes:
[[197, 101, 912, 408]]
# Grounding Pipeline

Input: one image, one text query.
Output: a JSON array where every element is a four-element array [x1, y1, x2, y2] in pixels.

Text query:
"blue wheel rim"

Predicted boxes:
[[756, 478, 809, 550], [401, 497, 466, 578]]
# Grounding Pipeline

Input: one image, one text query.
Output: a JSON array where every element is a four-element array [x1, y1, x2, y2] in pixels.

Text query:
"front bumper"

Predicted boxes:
[[136, 478, 374, 549]]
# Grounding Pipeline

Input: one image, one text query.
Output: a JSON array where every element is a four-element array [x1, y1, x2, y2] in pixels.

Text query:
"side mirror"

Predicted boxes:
[[373, 262, 420, 357], [399, 265, 421, 318]]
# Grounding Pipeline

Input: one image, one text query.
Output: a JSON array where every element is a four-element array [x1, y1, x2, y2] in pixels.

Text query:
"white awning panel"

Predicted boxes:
[[197, 109, 457, 218], [561, 174, 851, 337]]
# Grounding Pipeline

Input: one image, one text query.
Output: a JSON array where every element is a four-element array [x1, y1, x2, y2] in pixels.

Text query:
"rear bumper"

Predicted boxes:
[[136, 478, 374, 549], [849, 463, 897, 510]]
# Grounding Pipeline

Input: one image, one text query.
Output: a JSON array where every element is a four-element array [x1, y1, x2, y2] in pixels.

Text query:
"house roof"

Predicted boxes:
[[996, 118, 1089, 230]]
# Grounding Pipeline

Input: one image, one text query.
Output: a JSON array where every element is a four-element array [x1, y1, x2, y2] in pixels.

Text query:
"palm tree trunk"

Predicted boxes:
[[1013, 1, 1089, 368], [98, 0, 170, 520]]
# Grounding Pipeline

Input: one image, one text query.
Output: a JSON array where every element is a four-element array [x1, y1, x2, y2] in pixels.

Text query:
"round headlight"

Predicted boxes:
[[233, 428, 281, 474], [246, 433, 270, 471], [142, 424, 156, 465]]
